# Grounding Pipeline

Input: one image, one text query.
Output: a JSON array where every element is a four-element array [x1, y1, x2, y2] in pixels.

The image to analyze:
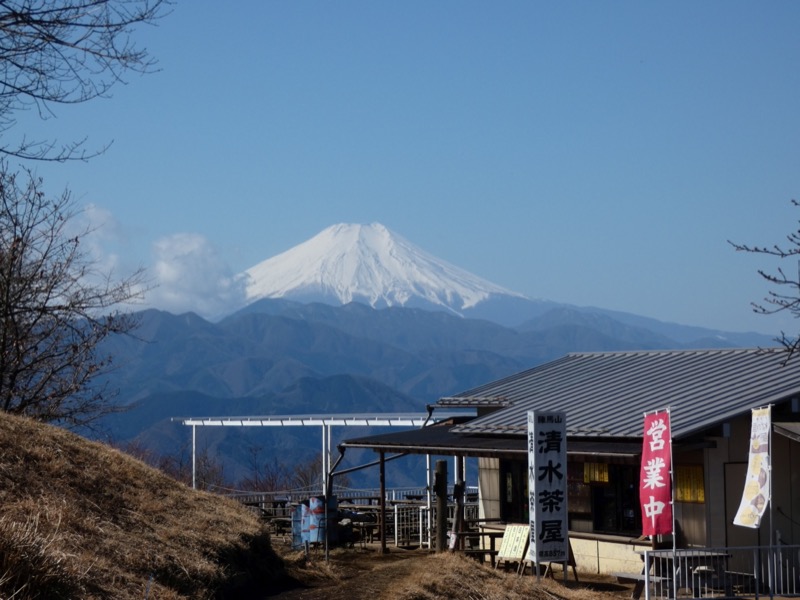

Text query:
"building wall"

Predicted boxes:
[[478, 456, 500, 521], [787, 431, 800, 544], [770, 426, 800, 545], [474, 414, 800, 574], [571, 535, 651, 575], [704, 434, 730, 547]]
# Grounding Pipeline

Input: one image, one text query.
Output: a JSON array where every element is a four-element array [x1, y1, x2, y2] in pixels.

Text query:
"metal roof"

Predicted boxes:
[[178, 413, 433, 427], [447, 348, 800, 440], [436, 396, 512, 409], [775, 422, 800, 443], [340, 420, 644, 458]]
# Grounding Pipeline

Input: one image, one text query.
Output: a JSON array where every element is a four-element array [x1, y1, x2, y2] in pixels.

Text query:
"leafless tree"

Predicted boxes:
[[290, 453, 350, 492], [128, 439, 229, 491], [238, 445, 293, 492], [0, 165, 148, 425], [0, 0, 168, 161], [730, 199, 800, 361]]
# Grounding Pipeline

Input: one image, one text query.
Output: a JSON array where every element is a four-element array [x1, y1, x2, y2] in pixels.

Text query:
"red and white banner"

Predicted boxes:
[[640, 410, 673, 536]]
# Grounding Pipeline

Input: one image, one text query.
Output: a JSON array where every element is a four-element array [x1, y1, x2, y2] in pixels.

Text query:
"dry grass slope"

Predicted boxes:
[[0, 412, 632, 600], [268, 546, 630, 600], [0, 412, 286, 599], [386, 553, 609, 600]]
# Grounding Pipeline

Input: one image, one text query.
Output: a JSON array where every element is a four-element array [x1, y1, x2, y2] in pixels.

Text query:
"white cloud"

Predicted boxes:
[[68, 203, 148, 303], [146, 232, 248, 319], [76, 203, 126, 274]]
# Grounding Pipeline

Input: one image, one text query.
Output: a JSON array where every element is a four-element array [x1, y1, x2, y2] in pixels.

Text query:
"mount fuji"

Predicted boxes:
[[243, 222, 547, 325], [240, 222, 774, 343]]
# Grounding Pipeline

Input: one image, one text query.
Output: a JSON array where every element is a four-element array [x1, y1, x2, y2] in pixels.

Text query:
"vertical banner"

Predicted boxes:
[[640, 410, 673, 536], [527, 410, 568, 564], [733, 406, 772, 528]]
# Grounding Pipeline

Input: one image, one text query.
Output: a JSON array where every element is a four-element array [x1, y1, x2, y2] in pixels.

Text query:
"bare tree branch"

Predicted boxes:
[[0, 163, 150, 425], [729, 199, 800, 362], [0, 0, 168, 161]]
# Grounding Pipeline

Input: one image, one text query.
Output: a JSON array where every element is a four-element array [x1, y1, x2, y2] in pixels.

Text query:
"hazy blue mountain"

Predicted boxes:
[[92, 222, 777, 487], [95, 298, 774, 486]]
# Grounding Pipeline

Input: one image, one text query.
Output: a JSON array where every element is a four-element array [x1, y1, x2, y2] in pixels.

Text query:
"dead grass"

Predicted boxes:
[[0, 412, 287, 599], [0, 412, 633, 600], [269, 543, 632, 600], [385, 553, 622, 600]]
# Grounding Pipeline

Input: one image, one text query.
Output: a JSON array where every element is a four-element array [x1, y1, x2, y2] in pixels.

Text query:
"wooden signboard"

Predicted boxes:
[[495, 525, 529, 570]]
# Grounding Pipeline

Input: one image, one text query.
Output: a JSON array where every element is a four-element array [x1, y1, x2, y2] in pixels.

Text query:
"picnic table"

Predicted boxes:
[[352, 520, 380, 547], [622, 548, 733, 599], [450, 523, 506, 567]]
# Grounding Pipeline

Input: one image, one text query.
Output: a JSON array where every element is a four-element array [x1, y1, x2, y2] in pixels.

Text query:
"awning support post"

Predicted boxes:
[[321, 425, 327, 495], [380, 451, 387, 554], [191, 424, 196, 490]]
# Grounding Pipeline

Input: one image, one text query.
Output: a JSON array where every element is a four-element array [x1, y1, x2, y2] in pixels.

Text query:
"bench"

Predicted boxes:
[[613, 572, 670, 600], [725, 570, 756, 593], [613, 572, 670, 582]]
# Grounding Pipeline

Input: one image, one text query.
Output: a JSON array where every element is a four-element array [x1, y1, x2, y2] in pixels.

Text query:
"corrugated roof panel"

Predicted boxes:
[[447, 349, 800, 439]]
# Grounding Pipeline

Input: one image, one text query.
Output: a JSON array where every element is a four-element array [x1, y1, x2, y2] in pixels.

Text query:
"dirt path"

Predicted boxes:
[[268, 546, 426, 599], [266, 544, 634, 600]]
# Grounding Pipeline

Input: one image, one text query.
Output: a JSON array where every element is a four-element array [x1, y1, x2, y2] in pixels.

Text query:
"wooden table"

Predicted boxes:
[[272, 517, 292, 534], [352, 521, 379, 548], [455, 527, 505, 567]]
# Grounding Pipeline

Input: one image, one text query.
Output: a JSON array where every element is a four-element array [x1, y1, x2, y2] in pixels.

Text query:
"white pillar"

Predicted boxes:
[[191, 424, 196, 490], [326, 424, 332, 493], [321, 425, 327, 495], [426, 454, 433, 548]]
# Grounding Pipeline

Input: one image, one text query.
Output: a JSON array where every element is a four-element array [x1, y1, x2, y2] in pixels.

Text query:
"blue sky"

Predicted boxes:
[[15, 1, 800, 335]]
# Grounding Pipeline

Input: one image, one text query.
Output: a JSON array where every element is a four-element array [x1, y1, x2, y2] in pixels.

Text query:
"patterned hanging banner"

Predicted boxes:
[[733, 406, 771, 528]]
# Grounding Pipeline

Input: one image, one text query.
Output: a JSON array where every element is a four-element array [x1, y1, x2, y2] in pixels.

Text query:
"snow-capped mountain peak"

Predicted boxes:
[[244, 223, 526, 313]]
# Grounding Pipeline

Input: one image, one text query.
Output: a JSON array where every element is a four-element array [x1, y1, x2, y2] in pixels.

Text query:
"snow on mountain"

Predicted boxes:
[[244, 223, 527, 313]]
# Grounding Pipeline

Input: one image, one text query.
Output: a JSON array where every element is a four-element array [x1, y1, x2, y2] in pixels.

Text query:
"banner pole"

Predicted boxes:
[[768, 404, 774, 600], [668, 407, 677, 600]]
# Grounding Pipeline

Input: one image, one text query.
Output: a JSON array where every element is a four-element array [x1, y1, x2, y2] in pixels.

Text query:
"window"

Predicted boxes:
[[501, 458, 642, 536], [675, 464, 705, 503], [590, 463, 640, 535], [584, 462, 609, 483], [499, 460, 528, 523]]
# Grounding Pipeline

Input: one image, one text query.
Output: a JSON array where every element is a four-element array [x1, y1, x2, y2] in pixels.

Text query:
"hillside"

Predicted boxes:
[[0, 412, 285, 599], [0, 410, 639, 600]]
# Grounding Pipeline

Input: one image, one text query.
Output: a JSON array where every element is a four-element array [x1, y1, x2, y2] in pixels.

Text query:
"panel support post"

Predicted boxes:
[[380, 451, 387, 554], [321, 425, 327, 495], [435, 459, 448, 552], [191, 424, 196, 490]]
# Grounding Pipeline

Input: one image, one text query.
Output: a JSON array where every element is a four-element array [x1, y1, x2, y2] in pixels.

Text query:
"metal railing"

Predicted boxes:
[[231, 485, 476, 515], [232, 486, 480, 549], [643, 545, 800, 599], [390, 501, 480, 549]]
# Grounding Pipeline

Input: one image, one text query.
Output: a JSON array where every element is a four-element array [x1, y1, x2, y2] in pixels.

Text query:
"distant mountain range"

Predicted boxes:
[[96, 223, 776, 487]]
